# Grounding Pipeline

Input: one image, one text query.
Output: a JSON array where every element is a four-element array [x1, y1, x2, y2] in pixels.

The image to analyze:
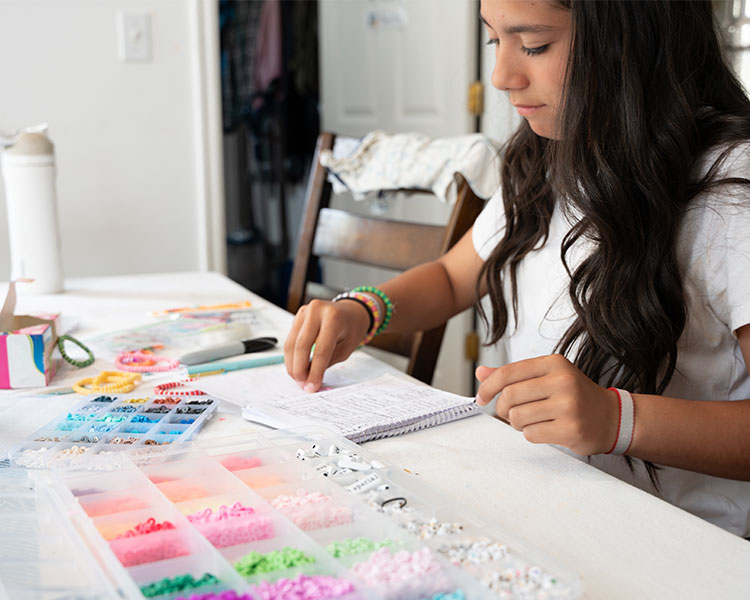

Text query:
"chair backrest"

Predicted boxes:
[[287, 132, 485, 385]]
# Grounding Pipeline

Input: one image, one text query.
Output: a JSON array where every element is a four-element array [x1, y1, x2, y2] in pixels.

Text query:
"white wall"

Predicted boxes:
[[0, 0, 225, 280]]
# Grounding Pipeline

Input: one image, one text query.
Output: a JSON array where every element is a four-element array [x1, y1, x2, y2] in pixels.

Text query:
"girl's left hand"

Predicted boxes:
[[475, 354, 620, 456]]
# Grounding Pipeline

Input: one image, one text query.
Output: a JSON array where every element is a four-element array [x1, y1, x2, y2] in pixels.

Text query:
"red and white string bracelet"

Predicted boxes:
[[606, 387, 635, 455], [153, 378, 206, 396]]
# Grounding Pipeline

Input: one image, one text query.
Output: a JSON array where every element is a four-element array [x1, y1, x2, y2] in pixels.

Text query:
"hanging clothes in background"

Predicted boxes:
[[219, 0, 320, 308], [219, 0, 263, 131], [253, 0, 282, 103], [220, 0, 319, 172], [283, 0, 320, 181]]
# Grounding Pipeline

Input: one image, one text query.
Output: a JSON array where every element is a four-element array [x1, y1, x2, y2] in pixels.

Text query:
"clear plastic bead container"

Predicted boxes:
[[0, 464, 123, 599], [7, 393, 219, 468], [5, 427, 583, 599]]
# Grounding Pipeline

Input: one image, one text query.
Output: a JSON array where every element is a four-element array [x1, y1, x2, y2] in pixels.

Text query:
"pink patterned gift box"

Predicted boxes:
[[0, 312, 60, 388]]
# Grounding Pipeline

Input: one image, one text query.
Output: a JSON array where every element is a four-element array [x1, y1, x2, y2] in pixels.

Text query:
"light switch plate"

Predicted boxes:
[[116, 11, 152, 63]]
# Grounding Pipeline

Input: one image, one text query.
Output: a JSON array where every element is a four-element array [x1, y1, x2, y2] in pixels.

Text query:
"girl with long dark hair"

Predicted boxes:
[[284, 0, 750, 537]]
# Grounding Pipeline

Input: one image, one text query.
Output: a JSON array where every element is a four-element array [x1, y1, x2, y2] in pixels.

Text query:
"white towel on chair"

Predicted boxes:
[[319, 130, 502, 204]]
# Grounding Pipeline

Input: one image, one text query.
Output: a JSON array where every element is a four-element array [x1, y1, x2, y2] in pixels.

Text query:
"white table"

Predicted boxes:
[[2, 272, 749, 600]]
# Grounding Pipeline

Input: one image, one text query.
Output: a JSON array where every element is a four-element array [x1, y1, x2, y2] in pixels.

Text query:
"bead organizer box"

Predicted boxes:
[[40, 428, 582, 600], [247, 429, 583, 600], [0, 466, 120, 598], [8, 393, 218, 469]]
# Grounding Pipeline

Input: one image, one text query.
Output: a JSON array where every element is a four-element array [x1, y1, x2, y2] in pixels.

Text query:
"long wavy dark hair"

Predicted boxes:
[[478, 0, 750, 485]]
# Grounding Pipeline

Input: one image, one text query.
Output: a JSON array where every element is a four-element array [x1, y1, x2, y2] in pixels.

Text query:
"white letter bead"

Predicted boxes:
[[315, 463, 337, 477], [345, 473, 382, 494], [337, 457, 371, 471]]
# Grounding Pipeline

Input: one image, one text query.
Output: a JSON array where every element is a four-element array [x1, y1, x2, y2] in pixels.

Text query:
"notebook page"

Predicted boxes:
[[349, 402, 480, 443], [191, 363, 356, 408], [241, 373, 479, 440], [189, 352, 399, 407]]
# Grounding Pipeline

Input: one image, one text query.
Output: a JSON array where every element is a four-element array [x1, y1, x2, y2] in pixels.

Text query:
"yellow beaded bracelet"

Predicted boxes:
[[72, 371, 142, 395]]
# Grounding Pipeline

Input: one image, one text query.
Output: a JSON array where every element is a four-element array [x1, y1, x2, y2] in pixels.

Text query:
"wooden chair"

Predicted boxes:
[[287, 132, 485, 385]]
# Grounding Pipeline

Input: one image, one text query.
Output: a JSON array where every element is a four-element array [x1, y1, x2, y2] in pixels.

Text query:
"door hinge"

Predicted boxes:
[[468, 81, 484, 117], [465, 330, 479, 362]]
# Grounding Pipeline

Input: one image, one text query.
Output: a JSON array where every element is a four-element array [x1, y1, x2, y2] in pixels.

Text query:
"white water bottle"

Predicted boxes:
[[1, 132, 64, 294]]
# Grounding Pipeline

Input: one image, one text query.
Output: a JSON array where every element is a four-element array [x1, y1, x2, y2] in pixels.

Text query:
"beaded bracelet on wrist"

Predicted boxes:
[[357, 297, 381, 345], [332, 293, 375, 334], [351, 286, 393, 335], [333, 291, 383, 346]]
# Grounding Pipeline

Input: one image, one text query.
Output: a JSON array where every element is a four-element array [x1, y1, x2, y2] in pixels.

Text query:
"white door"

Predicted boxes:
[[320, 0, 478, 138], [318, 0, 479, 395]]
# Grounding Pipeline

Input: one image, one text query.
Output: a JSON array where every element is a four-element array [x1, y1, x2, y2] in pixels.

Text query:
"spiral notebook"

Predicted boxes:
[[238, 373, 481, 443]]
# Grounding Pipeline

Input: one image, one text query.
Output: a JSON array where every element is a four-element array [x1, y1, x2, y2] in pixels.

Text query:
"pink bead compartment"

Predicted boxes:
[[109, 527, 191, 567], [219, 455, 263, 471], [268, 490, 353, 532], [186, 503, 275, 549], [94, 509, 178, 541], [80, 490, 154, 518]]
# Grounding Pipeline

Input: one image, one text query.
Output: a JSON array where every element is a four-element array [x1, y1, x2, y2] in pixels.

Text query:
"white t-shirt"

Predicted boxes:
[[471, 145, 750, 537]]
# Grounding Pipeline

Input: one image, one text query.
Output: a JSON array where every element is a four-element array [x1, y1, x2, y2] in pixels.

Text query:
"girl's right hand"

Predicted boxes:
[[283, 299, 371, 392]]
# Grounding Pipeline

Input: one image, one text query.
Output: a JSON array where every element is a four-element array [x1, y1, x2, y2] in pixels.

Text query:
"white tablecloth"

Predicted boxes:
[[2, 272, 748, 599]]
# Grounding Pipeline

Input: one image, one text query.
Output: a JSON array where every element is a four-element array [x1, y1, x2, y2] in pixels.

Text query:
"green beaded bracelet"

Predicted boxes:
[[57, 334, 95, 368], [351, 286, 393, 335]]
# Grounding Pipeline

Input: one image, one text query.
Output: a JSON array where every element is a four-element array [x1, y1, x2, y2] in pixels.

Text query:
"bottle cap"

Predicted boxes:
[[2, 133, 54, 167]]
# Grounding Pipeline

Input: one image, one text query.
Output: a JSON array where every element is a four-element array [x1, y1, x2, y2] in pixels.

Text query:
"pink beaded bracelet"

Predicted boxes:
[[116, 351, 180, 373]]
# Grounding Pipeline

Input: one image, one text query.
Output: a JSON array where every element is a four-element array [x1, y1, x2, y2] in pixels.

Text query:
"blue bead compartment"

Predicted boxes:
[[7, 394, 217, 469], [38, 428, 584, 600]]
